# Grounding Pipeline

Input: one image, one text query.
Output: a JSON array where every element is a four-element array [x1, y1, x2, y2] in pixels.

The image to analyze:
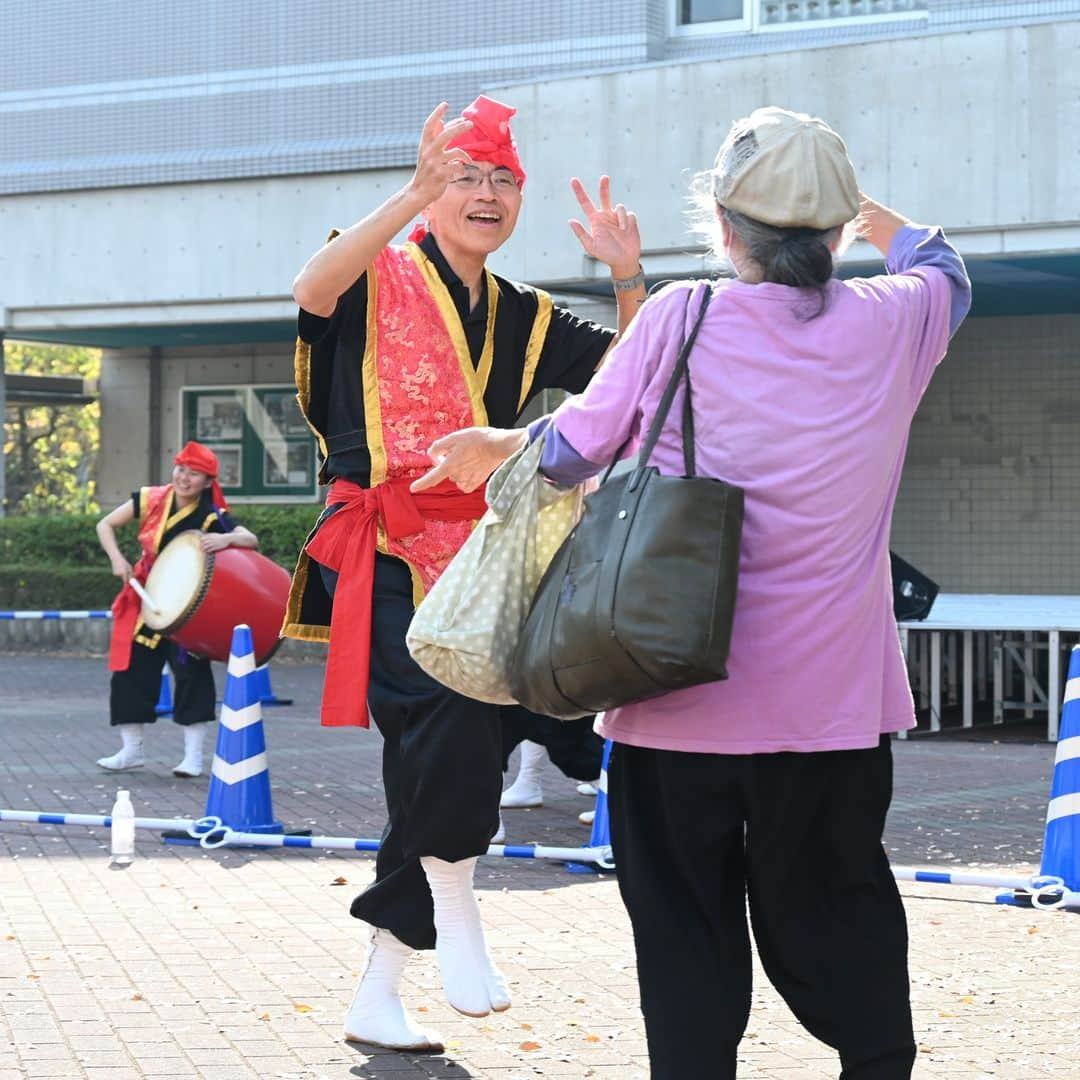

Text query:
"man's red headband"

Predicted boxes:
[[445, 95, 526, 187], [174, 440, 228, 511]]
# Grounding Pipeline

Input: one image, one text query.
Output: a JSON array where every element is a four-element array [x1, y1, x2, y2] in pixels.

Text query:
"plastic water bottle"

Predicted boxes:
[[110, 789, 135, 866]]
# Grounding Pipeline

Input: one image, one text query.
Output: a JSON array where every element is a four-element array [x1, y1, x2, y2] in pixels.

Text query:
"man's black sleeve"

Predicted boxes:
[[530, 303, 616, 398]]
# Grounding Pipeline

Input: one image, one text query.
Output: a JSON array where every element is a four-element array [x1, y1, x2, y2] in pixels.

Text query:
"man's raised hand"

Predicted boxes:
[[568, 176, 642, 279], [408, 103, 475, 207]]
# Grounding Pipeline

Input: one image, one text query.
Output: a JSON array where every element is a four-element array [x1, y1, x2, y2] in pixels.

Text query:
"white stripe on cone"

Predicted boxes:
[[219, 701, 262, 732], [211, 753, 269, 786], [227, 651, 256, 678], [1065, 674, 1080, 705], [1046, 791, 1080, 825], [1055, 736, 1080, 766]]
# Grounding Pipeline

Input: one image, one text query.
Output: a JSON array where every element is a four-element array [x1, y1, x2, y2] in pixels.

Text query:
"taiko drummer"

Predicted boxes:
[[95, 441, 258, 777]]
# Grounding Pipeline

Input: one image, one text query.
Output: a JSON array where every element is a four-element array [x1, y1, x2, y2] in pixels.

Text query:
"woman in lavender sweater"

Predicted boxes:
[[414, 107, 971, 1080]]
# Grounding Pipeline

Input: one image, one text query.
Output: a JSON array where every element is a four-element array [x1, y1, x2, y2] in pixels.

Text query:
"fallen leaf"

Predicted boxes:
[[293, 1003, 313, 1013], [1027, 926, 1039, 935], [330, 876, 348, 886], [919, 1046, 933, 1054], [521, 1023, 533, 1031], [585, 1034, 601, 1043], [417, 1006, 428, 1013], [258, 1013, 270, 1021], [132, 993, 144, 1001], [959, 996, 974, 1004], [4, 935, 14, 941], [27, 974, 39, 980], [520, 1041, 541, 1051], [929, 920, 942, 926]]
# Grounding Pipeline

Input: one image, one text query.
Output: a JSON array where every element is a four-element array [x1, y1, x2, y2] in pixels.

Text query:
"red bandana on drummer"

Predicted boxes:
[[174, 440, 229, 511], [408, 96, 526, 245]]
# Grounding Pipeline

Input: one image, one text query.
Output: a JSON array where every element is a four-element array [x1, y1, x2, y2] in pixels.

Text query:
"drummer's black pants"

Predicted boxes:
[[319, 553, 503, 951], [607, 736, 915, 1080], [109, 638, 216, 727]]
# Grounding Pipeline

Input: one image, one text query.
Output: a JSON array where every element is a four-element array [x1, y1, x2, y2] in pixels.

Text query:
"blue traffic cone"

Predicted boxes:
[[154, 668, 173, 716], [252, 663, 293, 707], [567, 739, 613, 874], [1040, 645, 1080, 891], [202, 625, 283, 836]]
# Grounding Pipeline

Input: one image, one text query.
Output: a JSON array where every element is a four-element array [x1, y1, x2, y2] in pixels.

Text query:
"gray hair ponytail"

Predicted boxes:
[[720, 206, 838, 318]]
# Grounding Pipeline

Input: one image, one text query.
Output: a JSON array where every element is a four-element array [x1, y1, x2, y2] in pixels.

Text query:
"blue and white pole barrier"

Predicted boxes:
[[892, 865, 1080, 910], [0, 610, 111, 620], [0, 808, 613, 866], [0, 809, 213, 833]]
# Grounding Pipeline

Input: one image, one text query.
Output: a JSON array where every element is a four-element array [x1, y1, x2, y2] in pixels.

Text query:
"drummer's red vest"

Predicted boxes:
[[285, 241, 548, 642], [107, 485, 219, 671]]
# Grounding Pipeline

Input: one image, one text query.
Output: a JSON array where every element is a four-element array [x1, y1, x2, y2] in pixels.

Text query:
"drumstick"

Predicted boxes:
[[129, 578, 161, 615]]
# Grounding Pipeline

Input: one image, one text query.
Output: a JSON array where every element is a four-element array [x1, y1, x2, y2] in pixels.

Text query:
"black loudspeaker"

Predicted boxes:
[[890, 551, 939, 622]]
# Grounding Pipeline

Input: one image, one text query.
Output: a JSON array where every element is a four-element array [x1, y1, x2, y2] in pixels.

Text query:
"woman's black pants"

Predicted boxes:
[[607, 736, 916, 1080], [109, 638, 215, 727]]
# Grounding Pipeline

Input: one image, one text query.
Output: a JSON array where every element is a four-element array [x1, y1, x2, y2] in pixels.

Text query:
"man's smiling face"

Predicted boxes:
[[425, 164, 522, 262]]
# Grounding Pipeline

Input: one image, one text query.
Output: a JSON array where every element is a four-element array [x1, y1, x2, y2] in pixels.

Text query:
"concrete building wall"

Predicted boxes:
[[494, 20, 1080, 285], [4, 19, 1076, 335], [98, 349, 152, 497], [892, 313, 1080, 593]]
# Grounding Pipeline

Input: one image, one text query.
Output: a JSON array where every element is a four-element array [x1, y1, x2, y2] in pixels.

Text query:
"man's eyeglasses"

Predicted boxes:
[[450, 166, 520, 193]]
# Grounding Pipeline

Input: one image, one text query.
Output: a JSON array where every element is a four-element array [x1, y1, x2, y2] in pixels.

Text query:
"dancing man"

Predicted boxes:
[[281, 96, 644, 1051]]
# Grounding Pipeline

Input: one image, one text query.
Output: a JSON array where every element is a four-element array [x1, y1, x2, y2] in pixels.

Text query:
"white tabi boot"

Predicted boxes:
[[420, 855, 511, 1016], [343, 928, 444, 1052], [96, 724, 146, 771], [173, 722, 208, 778], [500, 740, 545, 808]]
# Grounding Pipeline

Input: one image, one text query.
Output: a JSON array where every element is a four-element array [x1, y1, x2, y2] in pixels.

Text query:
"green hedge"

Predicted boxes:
[[0, 504, 319, 608], [0, 566, 119, 609], [0, 504, 317, 569]]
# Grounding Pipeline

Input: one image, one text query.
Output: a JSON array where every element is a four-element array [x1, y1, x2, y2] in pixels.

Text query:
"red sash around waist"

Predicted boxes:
[[107, 558, 152, 672], [305, 476, 487, 728]]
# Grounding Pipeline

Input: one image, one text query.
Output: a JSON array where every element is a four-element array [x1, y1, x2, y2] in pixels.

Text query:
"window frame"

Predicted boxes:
[[179, 383, 320, 504], [669, 0, 928, 37]]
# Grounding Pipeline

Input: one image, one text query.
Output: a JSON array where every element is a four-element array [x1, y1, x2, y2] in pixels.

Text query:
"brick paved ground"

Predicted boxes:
[[1, 653, 1078, 1079]]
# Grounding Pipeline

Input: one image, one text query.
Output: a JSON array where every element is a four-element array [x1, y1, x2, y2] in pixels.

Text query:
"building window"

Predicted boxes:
[[674, 0, 926, 31], [676, 0, 752, 32], [182, 385, 318, 501], [679, 1, 748, 23]]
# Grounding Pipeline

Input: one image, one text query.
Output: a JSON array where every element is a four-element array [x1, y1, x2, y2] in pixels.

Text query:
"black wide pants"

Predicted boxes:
[[607, 736, 916, 1080], [109, 638, 215, 727], [321, 553, 504, 951]]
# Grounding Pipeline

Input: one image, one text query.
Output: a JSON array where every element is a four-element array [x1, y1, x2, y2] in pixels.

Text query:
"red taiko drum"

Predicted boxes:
[[140, 531, 291, 664]]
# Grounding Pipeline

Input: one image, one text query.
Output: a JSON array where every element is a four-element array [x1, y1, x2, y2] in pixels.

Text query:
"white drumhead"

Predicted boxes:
[[142, 531, 209, 630]]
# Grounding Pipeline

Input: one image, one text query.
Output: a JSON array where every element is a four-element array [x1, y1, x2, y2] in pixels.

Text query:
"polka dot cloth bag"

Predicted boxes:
[[406, 434, 583, 704]]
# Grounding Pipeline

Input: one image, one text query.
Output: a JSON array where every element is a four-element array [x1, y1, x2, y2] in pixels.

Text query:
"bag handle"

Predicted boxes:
[[638, 282, 713, 477]]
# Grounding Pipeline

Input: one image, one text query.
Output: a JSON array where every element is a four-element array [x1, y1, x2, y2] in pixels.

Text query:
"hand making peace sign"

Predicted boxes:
[[568, 175, 642, 280]]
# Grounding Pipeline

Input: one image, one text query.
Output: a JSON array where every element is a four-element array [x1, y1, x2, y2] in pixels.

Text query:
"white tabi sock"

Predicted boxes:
[[96, 724, 146, 771], [500, 740, 545, 808], [343, 928, 443, 1052], [420, 855, 510, 1016], [173, 722, 208, 778]]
